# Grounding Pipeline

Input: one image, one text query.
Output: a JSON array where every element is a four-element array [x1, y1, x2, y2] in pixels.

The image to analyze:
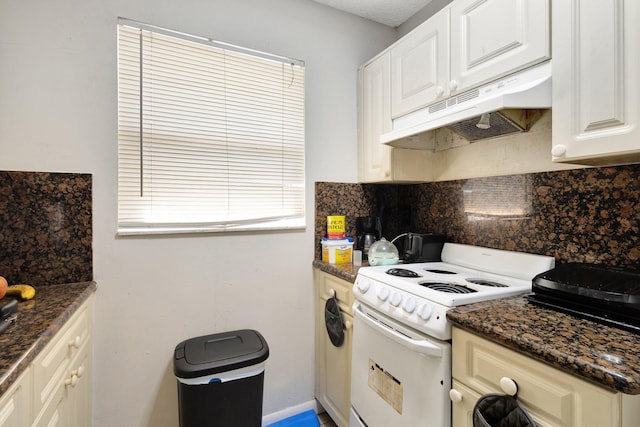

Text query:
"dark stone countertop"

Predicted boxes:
[[0, 281, 97, 395], [447, 295, 640, 395], [312, 259, 362, 283]]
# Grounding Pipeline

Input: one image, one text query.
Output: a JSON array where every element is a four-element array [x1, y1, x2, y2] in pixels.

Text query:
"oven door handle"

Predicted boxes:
[[353, 303, 442, 358]]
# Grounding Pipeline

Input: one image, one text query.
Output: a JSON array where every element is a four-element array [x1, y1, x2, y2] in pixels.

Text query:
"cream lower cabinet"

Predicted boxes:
[[551, 0, 640, 165], [0, 368, 31, 427], [0, 293, 94, 427], [32, 293, 93, 427], [314, 269, 354, 427], [451, 327, 640, 427]]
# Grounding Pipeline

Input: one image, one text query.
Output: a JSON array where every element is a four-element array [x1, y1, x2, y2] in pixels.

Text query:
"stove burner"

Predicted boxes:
[[420, 282, 477, 294], [386, 268, 422, 278], [466, 278, 508, 288], [424, 269, 457, 275]]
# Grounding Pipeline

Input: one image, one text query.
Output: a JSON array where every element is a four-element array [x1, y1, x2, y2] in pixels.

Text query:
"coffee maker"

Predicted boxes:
[[356, 216, 382, 260]]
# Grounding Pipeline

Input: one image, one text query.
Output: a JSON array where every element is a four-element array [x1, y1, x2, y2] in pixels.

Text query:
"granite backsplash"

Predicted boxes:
[[316, 165, 640, 268], [0, 171, 92, 286]]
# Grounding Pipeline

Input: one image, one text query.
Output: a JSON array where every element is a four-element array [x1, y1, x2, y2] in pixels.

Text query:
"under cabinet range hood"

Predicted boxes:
[[381, 61, 552, 147]]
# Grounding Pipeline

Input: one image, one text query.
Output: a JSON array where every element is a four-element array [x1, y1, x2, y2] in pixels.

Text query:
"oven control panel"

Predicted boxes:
[[353, 276, 451, 341]]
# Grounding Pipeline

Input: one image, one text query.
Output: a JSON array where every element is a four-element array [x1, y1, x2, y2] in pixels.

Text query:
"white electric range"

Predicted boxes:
[[350, 243, 555, 427]]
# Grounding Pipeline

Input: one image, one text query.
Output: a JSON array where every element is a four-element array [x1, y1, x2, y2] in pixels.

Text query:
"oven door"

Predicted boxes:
[[350, 302, 451, 427]]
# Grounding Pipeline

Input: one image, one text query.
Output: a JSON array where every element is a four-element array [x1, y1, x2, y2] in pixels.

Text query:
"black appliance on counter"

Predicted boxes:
[[392, 232, 446, 263], [356, 216, 382, 260], [527, 263, 640, 333]]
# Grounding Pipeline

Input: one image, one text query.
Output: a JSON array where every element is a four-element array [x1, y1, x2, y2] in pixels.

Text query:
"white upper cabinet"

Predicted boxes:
[[359, 52, 393, 182], [358, 52, 434, 183], [391, 7, 450, 118], [552, 0, 640, 165], [449, 0, 550, 95], [387, 0, 550, 121]]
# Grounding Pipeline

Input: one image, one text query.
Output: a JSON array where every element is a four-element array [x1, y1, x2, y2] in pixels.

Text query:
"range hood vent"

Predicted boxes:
[[446, 111, 524, 142], [381, 61, 551, 148]]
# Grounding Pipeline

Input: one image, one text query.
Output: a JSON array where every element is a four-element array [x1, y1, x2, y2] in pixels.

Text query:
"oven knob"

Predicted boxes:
[[377, 287, 389, 301], [389, 291, 402, 307], [417, 304, 433, 320], [402, 297, 416, 313], [356, 279, 370, 294]]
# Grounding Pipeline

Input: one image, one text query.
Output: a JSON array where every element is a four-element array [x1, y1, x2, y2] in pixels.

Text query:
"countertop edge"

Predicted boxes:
[[0, 281, 97, 396], [312, 259, 360, 283]]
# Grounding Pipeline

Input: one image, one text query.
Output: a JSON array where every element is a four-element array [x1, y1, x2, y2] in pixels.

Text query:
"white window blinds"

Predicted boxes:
[[117, 21, 305, 235]]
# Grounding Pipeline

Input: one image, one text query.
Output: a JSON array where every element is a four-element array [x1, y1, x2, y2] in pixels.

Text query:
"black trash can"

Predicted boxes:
[[174, 329, 269, 427]]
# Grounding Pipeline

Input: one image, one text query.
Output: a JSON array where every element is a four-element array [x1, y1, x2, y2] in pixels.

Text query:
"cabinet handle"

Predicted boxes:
[[329, 289, 336, 298], [65, 374, 79, 388], [71, 365, 85, 379], [344, 320, 352, 330], [435, 86, 444, 97], [551, 144, 567, 157], [500, 377, 519, 396], [449, 389, 463, 403], [68, 335, 81, 349], [448, 80, 458, 92]]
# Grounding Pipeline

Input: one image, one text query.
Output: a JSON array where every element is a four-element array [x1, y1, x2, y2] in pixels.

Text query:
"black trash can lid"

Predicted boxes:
[[173, 329, 269, 379]]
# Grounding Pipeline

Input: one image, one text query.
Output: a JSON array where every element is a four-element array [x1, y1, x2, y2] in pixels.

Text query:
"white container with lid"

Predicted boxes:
[[321, 237, 354, 264]]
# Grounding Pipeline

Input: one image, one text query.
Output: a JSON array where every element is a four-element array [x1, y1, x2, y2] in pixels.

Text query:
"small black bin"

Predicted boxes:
[[173, 329, 269, 427]]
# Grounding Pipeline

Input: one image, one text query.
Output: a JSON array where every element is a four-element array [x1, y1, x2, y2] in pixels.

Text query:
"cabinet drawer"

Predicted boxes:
[[315, 270, 354, 315], [32, 298, 92, 414], [452, 328, 620, 427]]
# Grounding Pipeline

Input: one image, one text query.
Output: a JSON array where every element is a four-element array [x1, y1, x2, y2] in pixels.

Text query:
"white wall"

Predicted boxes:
[[0, 1, 395, 426], [398, 0, 453, 36]]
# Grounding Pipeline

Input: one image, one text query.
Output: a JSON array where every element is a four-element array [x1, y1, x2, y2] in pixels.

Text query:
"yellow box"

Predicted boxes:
[[327, 215, 345, 239]]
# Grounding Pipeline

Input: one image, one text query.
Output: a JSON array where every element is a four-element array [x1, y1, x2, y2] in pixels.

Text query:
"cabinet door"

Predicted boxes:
[[450, 0, 550, 94], [31, 386, 66, 427], [67, 337, 92, 427], [0, 368, 31, 427], [452, 328, 621, 427], [32, 293, 94, 427], [358, 52, 393, 182], [391, 7, 449, 118], [314, 270, 354, 427], [318, 311, 353, 427], [358, 53, 436, 183], [552, 0, 640, 165], [451, 380, 555, 427], [32, 297, 91, 416]]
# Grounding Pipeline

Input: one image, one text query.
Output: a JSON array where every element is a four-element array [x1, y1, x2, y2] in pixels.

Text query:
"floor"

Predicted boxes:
[[318, 412, 338, 427]]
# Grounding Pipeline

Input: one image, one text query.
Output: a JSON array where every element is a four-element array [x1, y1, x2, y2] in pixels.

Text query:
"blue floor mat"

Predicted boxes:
[[265, 410, 320, 427]]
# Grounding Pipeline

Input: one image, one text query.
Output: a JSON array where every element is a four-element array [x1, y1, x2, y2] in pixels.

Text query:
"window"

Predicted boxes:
[[117, 20, 305, 235]]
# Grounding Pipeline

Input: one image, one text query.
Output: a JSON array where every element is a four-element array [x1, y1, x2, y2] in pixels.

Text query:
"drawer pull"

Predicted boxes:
[[71, 365, 85, 378], [500, 377, 518, 396], [329, 289, 336, 297], [65, 374, 79, 388], [68, 335, 81, 349], [449, 389, 463, 403], [344, 320, 352, 330]]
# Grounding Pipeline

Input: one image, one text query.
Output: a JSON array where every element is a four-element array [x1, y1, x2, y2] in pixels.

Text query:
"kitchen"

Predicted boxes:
[[1, 1, 639, 427]]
